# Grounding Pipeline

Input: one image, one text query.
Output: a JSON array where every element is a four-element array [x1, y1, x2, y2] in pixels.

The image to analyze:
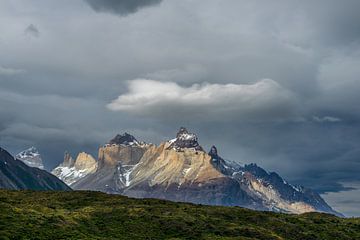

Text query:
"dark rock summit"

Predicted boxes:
[[209, 145, 235, 176], [209, 145, 218, 157], [108, 133, 140, 146], [169, 127, 203, 151]]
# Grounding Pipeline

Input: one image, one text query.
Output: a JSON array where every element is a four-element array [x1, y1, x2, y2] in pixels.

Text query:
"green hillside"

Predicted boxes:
[[0, 190, 358, 240]]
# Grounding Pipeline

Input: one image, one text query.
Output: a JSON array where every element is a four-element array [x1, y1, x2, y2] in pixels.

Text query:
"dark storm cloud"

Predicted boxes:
[[303, 0, 360, 45], [1, 0, 360, 216], [84, 0, 162, 16], [24, 24, 40, 38]]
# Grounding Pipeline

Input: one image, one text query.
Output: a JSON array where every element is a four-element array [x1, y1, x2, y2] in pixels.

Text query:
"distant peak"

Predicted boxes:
[[108, 133, 141, 146], [63, 151, 75, 167], [16, 147, 40, 159], [169, 127, 203, 151], [209, 145, 218, 157], [176, 127, 197, 141], [176, 127, 189, 137], [15, 146, 44, 169]]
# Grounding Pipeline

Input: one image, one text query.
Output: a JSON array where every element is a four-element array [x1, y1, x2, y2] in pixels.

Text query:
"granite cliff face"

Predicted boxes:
[[51, 128, 340, 216], [52, 151, 97, 186], [0, 147, 70, 191], [70, 133, 150, 192]]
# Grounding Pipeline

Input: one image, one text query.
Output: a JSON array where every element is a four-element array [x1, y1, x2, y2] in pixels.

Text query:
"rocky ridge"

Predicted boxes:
[[51, 127, 341, 216], [0, 147, 70, 191], [52, 151, 98, 186]]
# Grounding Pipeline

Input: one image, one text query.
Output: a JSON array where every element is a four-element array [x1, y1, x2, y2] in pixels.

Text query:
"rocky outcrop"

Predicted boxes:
[[52, 151, 97, 186], [0, 147, 70, 191], [208, 145, 238, 176], [98, 144, 147, 168], [71, 134, 150, 192], [63, 151, 75, 166]]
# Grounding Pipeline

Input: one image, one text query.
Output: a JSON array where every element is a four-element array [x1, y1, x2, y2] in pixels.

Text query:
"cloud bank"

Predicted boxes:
[[107, 79, 296, 121], [84, 0, 162, 16]]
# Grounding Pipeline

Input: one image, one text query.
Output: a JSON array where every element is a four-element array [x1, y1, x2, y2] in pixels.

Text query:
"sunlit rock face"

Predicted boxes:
[[54, 128, 341, 216], [51, 151, 97, 186], [71, 133, 150, 193]]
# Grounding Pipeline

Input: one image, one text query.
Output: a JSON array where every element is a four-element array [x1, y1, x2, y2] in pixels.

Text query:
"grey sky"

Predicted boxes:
[[0, 0, 359, 216]]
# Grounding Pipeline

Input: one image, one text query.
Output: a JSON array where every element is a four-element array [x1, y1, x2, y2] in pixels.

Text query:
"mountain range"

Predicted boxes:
[[0, 147, 70, 191], [51, 127, 341, 216]]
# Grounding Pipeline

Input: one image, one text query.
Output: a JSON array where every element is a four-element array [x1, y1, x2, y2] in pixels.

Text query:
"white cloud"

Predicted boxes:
[[107, 79, 296, 121], [312, 116, 342, 123], [0, 66, 25, 76]]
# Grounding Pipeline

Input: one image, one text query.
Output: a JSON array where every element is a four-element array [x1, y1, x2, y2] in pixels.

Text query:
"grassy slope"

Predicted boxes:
[[0, 190, 359, 240]]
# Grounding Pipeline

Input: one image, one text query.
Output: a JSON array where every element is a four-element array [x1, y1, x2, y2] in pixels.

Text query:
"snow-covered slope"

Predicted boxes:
[[16, 147, 44, 169], [52, 152, 97, 186]]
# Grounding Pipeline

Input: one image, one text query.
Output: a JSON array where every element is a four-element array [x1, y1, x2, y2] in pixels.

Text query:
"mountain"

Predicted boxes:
[[16, 146, 44, 169], [51, 151, 97, 186], [108, 132, 145, 146], [52, 128, 340, 216], [69, 134, 151, 192], [0, 147, 70, 191], [1, 190, 358, 240]]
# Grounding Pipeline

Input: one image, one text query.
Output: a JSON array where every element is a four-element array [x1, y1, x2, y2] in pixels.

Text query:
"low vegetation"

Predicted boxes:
[[0, 190, 359, 240]]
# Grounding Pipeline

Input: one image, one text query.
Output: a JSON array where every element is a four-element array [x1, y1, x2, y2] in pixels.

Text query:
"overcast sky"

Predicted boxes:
[[0, 0, 359, 217]]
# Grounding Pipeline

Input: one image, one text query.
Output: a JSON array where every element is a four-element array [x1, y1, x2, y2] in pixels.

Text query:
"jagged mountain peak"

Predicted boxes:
[[209, 145, 218, 157], [108, 132, 142, 146], [63, 151, 75, 167], [176, 127, 190, 137], [51, 151, 98, 186], [169, 127, 203, 151], [16, 146, 44, 169], [16, 146, 40, 158], [208, 145, 241, 176]]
